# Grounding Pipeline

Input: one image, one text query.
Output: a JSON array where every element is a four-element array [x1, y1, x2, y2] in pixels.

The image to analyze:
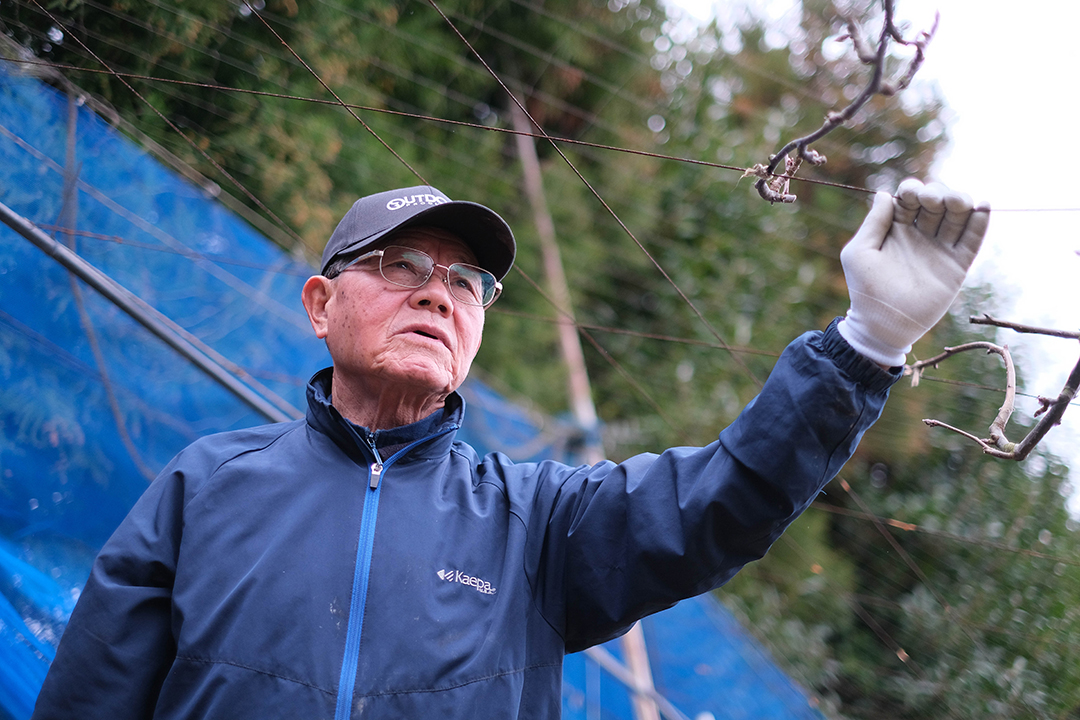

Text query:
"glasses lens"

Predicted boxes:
[[378, 246, 497, 306], [380, 246, 433, 288], [447, 264, 496, 306]]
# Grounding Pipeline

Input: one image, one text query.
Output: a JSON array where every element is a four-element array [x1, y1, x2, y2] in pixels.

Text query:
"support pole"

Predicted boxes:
[[0, 200, 301, 424], [510, 101, 605, 465], [584, 645, 691, 720], [511, 102, 659, 720]]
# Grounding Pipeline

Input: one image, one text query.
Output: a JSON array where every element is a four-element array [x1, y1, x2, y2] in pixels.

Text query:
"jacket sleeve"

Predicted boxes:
[[526, 319, 900, 653], [31, 457, 187, 720]]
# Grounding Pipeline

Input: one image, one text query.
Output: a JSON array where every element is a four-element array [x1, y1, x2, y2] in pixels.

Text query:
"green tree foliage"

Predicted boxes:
[[556, 2, 946, 455], [3, 0, 1078, 716], [723, 303, 1080, 718]]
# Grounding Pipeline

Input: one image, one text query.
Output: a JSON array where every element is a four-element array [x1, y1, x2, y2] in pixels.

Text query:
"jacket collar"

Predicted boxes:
[[305, 367, 463, 464]]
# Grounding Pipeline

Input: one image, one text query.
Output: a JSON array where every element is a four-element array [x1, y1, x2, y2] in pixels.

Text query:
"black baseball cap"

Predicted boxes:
[[320, 186, 516, 280]]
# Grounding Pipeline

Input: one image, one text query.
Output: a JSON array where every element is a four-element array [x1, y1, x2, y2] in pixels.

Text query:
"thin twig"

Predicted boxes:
[[970, 313, 1080, 340], [752, 0, 938, 203], [906, 319, 1080, 461], [907, 342, 1019, 457]]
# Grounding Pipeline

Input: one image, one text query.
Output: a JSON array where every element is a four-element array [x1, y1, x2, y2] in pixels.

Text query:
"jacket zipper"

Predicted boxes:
[[333, 427, 456, 720]]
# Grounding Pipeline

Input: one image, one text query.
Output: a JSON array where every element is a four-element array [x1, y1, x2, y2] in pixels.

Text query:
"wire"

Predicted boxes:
[[0, 53, 883, 198], [32, 224, 313, 275], [814, 502, 1080, 569], [3, 2, 1066, 443], [6, 4, 1077, 709], [7, 15, 1069, 421], [425, 0, 765, 389], [0, 120, 312, 331], [239, 1, 427, 185], [24, 48, 1068, 218], [511, 264, 691, 442], [25, 0, 308, 249], [12, 1, 1072, 216], [4, 55, 1067, 433]]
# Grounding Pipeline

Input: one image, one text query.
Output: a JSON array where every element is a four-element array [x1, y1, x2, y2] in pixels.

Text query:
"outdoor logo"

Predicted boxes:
[[437, 568, 497, 596], [386, 193, 448, 211]]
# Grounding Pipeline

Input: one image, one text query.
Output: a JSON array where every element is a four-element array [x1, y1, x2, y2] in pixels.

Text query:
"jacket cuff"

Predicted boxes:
[[816, 317, 902, 394]]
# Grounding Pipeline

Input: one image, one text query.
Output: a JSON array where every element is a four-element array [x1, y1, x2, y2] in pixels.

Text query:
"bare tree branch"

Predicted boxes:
[[970, 313, 1080, 340], [751, 0, 938, 203], [906, 318, 1080, 461], [880, 4, 937, 95]]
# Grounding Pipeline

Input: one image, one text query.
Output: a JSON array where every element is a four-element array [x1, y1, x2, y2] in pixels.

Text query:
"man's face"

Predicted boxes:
[[307, 228, 487, 402]]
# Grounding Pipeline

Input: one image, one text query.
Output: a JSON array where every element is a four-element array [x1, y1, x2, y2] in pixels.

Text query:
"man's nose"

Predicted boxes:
[[412, 265, 455, 314]]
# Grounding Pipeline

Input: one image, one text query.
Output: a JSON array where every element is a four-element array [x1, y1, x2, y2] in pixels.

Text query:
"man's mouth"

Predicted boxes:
[[401, 324, 449, 348]]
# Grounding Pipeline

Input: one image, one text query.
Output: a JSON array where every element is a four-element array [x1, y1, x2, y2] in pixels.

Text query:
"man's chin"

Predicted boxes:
[[383, 360, 458, 397]]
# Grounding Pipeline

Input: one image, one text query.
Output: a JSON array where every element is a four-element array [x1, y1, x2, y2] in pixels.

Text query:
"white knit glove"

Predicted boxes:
[[838, 179, 990, 367]]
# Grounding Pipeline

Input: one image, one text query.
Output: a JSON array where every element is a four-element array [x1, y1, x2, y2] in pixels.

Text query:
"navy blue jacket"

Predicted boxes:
[[32, 321, 898, 719]]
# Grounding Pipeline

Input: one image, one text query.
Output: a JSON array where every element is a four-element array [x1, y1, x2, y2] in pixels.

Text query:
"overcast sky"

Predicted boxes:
[[667, 0, 1080, 510]]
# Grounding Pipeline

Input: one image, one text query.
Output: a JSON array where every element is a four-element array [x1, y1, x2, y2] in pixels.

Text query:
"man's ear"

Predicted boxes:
[[301, 275, 332, 339]]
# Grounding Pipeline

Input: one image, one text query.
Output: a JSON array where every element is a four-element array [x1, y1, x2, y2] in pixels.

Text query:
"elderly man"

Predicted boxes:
[[33, 181, 988, 719]]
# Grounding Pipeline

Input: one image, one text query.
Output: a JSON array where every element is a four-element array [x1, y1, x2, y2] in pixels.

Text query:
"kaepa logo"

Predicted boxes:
[[386, 194, 449, 211], [437, 568, 497, 596]]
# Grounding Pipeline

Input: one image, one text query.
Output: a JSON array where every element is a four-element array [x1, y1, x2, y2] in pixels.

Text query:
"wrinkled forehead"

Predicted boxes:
[[379, 226, 479, 266]]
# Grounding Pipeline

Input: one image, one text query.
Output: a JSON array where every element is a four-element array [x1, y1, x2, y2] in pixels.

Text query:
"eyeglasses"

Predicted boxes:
[[337, 245, 502, 308]]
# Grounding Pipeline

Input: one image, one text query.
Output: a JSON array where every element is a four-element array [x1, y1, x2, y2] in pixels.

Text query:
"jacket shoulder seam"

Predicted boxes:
[[184, 422, 303, 507]]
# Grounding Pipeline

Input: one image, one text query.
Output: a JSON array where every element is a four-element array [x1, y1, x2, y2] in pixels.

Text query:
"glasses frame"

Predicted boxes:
[[336, 245, 502, 308]]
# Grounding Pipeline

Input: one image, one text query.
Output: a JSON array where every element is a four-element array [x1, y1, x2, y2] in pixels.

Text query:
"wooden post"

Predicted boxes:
[[511, 101, 659, 720], [510, 101, 604, 466]]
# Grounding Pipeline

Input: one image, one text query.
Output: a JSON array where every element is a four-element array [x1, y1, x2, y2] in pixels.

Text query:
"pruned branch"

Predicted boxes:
[[970, 313, 1080, 340], [751, 0, 938, 203], [905, 317, 1080, 461], [880, 4, 936, 95]]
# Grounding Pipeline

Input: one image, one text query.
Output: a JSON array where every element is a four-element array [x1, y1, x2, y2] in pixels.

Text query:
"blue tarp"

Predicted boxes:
[[0, 60, 821, 720], [563, 595, 825, 720]]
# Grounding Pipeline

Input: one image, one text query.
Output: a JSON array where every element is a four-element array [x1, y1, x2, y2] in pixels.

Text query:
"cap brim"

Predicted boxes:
[[323, 201, 515, 280]]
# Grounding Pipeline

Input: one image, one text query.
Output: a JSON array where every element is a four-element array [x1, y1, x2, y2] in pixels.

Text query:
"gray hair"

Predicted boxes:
[[322, 252, 359, 280]]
